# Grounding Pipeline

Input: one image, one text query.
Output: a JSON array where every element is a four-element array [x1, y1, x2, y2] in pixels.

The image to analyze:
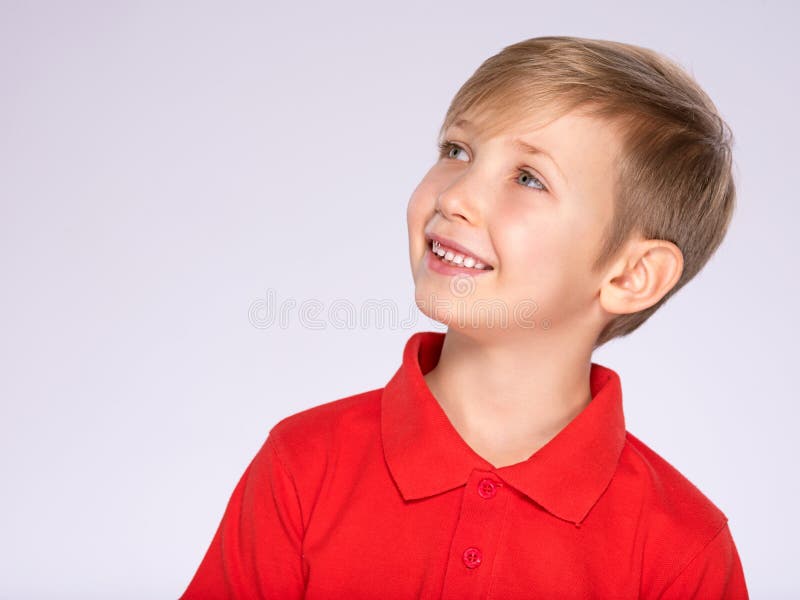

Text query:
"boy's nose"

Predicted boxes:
[[436, 174, 484, 225]]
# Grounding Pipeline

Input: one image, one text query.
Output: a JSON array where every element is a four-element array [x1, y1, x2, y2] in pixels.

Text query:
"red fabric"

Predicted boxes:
[[181, 331, 748, 599]]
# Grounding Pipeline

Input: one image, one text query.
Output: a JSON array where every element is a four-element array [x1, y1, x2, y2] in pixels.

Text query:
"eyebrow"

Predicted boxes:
[[449, 118, 567, 187]]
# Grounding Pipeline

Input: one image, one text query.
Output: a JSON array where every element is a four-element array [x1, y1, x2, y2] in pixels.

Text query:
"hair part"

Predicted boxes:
[[438, 36, 737, 348]]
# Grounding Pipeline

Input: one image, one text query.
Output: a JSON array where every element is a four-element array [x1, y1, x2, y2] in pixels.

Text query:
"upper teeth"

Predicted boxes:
[[431, 240, 488, 270]]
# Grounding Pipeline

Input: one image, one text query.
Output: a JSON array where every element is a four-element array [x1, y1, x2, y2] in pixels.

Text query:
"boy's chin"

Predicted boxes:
[[413, 286, 552, 335], [413, 296, 502, 331]]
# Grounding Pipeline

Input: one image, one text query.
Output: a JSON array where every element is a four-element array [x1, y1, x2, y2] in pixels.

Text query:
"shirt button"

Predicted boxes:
[[477, 478, 499, 499], [462, 546, 483, 569]]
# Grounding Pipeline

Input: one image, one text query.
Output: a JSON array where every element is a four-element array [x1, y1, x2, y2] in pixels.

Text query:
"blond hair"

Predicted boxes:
[[438, 36, 736, 348]]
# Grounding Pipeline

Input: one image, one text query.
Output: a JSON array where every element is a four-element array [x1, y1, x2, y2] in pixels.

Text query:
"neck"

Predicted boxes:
[[423, 327, 595, 468]]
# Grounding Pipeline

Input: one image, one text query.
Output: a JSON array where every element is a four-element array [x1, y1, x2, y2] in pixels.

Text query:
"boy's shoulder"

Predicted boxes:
[[622, 429, 727, 519], [265, 386, 384, 467], [619, 432, 746, 595], [620, 429, 729, 559]]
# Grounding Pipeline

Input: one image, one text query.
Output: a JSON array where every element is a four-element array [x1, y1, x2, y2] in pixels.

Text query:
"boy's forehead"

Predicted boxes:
[[447, 102, 591, 142]]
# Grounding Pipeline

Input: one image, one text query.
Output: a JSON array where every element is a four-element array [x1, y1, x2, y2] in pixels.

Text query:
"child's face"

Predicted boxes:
[[406, 106, 625, 335]]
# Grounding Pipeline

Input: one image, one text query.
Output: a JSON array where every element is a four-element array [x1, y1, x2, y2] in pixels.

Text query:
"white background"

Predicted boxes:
[[1, 1, 797, 598]]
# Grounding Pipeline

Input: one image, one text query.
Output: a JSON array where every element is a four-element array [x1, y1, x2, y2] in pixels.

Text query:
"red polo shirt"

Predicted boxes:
[[181, 331, 748, 599]]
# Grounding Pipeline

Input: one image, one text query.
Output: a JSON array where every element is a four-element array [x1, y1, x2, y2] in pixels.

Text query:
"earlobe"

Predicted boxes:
[[599, 240, 684, 316]]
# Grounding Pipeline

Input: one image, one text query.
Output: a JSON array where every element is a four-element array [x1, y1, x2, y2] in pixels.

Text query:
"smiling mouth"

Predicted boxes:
[[428, 239, 493, 270]]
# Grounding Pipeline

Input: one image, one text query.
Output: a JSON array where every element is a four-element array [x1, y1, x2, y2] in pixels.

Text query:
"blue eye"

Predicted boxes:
[[437, 140, 468, 161], [437, 140, 548, 193], [517, 170, 546, 191]]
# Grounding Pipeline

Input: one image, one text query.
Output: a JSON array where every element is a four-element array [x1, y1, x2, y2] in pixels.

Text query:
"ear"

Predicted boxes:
[[599, 238, 684, 316]]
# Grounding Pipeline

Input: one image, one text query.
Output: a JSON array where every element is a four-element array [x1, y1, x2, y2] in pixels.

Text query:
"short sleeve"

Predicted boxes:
[[180, 433, 306, 599], [659, 522, 748, 599]]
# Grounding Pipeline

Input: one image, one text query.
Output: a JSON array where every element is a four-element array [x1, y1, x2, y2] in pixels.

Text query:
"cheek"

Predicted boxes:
[[406, 180, 438, 278], [406, 198, 428, 267], [494, 211, 591, 294], [406, 193, 425, 231], [406, 177, 436, 230], [494, 208, 560, 267]]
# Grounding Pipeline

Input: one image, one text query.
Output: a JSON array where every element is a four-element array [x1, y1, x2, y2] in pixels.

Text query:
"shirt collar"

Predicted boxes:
[[381, 331, 627, 525]]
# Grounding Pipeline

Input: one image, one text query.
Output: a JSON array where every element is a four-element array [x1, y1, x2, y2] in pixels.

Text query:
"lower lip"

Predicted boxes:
[[425, 246, 493, 276]]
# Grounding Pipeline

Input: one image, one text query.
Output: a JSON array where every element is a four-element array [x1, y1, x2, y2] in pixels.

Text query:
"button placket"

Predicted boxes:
[[441, 470, 510, 598]]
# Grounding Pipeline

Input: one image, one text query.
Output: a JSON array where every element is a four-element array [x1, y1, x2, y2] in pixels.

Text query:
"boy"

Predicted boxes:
[[181, 36, 747, 598]]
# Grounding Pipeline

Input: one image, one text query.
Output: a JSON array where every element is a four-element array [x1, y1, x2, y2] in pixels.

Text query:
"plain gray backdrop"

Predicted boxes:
[[1, 1, 797, 598]]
